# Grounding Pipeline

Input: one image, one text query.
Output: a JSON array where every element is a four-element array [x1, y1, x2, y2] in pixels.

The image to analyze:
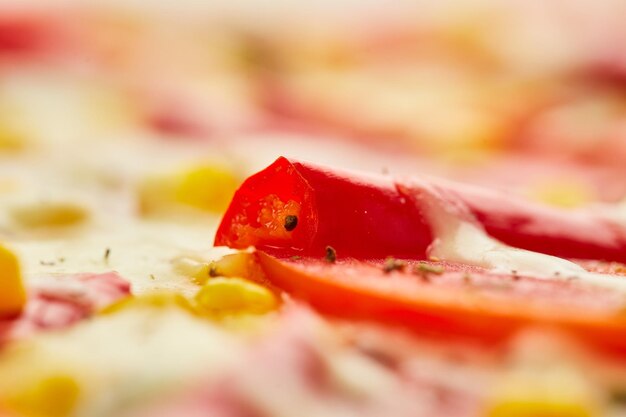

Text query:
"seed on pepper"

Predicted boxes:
[[325, 246, 337, 263], [284, 215, 298, 231]]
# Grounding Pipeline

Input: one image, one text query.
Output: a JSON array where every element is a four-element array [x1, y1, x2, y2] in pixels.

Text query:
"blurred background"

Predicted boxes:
[[2, 0, 626, 213]]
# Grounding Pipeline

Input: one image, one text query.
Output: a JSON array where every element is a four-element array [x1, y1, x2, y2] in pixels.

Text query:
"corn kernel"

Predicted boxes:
[[0, 106, 28, 153], [171, 256, 210, 283], [10, 202, 88, 229], [175, 166, 239, 212], [205, 252, 265, 285], [4, 374, 79, 417], [194, 277, 278, 315], [0, 125, 27, 153], [138, 164, 239, 216], [526, 179, 593, 209], [487, 365, 600, 417], [100, 292, 193, 315], [0, 244, 26, 318]]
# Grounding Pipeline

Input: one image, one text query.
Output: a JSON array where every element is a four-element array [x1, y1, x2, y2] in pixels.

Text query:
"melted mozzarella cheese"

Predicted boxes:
[[420, 185, 626, 291], [430, 220, 586, 278], [0, 306, 245, 417]]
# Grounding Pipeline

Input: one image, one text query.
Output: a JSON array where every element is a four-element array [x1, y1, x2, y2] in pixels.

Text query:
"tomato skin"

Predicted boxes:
[[256, 252, 626, 356], [216, 157, 626, 263], [256, 252, 520, 345]]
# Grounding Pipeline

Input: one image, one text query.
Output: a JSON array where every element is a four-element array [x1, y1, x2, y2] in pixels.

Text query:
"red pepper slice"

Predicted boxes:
[[215, 157, 626, 262], [255, 252, 626, 355], [215, 156, 433, 258]]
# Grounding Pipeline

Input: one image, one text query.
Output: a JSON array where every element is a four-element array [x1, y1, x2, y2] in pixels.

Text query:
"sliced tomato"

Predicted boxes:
[[256, 252, 626, 356]]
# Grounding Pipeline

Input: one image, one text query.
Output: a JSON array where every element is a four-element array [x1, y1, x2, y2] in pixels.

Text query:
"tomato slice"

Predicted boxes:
[[256, 252, 626, 355]]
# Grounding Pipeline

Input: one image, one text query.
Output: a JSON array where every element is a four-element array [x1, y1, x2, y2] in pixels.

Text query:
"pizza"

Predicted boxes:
[[2, 2, 626, 417]]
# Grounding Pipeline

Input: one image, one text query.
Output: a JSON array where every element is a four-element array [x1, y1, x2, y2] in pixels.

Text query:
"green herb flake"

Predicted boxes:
[[383, 257, 407, 273], [414, 263, 444, 275]]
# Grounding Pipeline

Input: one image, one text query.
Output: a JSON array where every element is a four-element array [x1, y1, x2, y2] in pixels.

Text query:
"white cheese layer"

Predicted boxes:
[[413, 183, 626, 291]]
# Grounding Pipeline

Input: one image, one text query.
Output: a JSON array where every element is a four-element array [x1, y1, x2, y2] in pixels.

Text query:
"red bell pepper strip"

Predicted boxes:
[[255, 252, 626, 355], [215, 156, 433, 259], [215, 156, 626, 262]]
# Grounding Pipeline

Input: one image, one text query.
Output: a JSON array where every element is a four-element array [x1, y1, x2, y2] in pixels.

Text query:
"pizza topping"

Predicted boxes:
[[3, 374, 79, 417], [137, 164, 239, 217], [324, 246, 337, 263], [486, 333, 602, 417], [414, 187, 626, 291], [194, 277, 278, 315], [422, 207, 586, 281], [203, 252, 265, 286], [208, 264, 219, 278], [102, 292, 196, 315], [383, 257, 407, 274], [215, 157, 430, 258], [10, 201, 88, 230], [526, 178, 594, 209], [230, 194, 303, 248], [284, 214, 298, 231], [0, 117, 28, 153], [413, 263, 445, 279], [216, 157, 626, 263], [0, 291, 243, 417], [0, 244, 26, 318], [171, 256, 211, 283], [252, 252, 626, 354], [1, 272, 131, 342]]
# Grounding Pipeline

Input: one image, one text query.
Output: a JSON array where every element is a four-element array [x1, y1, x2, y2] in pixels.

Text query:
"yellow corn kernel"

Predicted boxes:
[[100, 292, 193, 315], [0, 125, 27, 153], [486, 366, 600, 417], [526, 180, 593, 209], [0, 102, 29, 153], [205, 252, 265, 285], [138, 164, 239, 216], [10, 202, 88, 229], [4, 374, 79, 417], [175, 166, 239, 212], [0, 244, 26, 318], [194, 277, 278, 315], [171, 256, 210, 283]]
